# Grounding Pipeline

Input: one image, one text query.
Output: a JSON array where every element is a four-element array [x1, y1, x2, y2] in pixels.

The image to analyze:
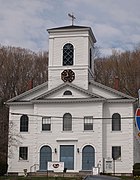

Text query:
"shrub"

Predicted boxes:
[[134, 163, 140, 170], [0, 161, 8, 176], [133, 163, 140, 177]]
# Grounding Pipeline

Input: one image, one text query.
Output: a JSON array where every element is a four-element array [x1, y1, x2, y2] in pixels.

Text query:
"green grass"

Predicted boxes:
[[0, 177, 80, 180], [1, 176, 140, 180]]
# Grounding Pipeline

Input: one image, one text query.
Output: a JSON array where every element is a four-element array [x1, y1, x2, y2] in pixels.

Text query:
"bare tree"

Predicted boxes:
[[0, 45, 48, 162], [94, 48, 140, 97]]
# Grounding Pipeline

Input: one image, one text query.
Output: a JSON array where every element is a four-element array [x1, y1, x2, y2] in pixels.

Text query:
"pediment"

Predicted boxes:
[[7, 80, 135, 105], [33, 82, 103, 100]]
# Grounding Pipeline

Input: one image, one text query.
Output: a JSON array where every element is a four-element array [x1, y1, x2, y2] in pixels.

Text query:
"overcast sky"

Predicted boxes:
[[0, 0, 140, 56]]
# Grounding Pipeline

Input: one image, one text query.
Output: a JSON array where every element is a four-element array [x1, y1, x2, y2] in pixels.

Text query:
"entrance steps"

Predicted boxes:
[[29, 171, 92, 178]]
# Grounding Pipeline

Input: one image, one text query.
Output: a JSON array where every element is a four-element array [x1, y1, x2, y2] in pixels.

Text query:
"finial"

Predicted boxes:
[[68, 13, 76, 25]]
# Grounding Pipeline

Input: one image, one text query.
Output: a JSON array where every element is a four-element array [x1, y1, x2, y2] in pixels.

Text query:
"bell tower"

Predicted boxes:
[[47, 25, 96, 90]]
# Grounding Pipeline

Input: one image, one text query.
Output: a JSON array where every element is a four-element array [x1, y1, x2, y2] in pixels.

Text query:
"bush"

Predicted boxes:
[[0, 161, 8, 176], [133, 163, 140, 177], [133, 169, 140, 176], [134, 163, 140, 170]]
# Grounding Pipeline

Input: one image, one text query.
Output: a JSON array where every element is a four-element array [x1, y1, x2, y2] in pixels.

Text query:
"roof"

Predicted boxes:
[[7, 81, 48, 103], [89, 80, 136, 100], [47, 25, 97, 43], [47, 25, 91, 31]]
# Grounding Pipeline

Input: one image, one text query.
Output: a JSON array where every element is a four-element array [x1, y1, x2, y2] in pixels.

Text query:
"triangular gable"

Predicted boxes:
[[7, 79, 135, 104], [33, 82, 104, 100], [89, 80, 135, 100]]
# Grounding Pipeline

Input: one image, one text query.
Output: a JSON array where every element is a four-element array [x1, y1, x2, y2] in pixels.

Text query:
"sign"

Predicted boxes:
[[104, 158, 113, 173], [135, 108, 140, 131], [48, 162, 64, 172], [93, 167, 99, 175]]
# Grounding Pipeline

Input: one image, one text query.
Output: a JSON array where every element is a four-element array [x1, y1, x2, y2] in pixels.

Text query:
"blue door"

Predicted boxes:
[[60, 145, 74, 170], [40, 146, 52, 170], [82, 145, 95, 170]]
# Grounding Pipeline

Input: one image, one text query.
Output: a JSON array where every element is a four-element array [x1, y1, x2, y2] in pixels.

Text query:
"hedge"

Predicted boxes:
[[0, 161, 8, 176]]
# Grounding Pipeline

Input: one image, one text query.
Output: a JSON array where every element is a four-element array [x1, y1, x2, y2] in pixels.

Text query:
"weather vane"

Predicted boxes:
[[68, 13, 76, 25]]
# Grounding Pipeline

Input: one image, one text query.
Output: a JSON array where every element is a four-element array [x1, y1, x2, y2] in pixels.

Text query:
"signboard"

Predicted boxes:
[[104, 158, 113, 173], [93, 167, 99, 175], [135, 108, 140, 132], [48, 162, 64, 172]]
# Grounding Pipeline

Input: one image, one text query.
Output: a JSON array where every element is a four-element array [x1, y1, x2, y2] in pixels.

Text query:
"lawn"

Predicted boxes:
[[0, 177, 80, 180], [0, 176, 140, 180]]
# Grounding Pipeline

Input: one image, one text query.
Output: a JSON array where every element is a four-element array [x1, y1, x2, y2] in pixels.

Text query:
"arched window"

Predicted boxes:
[[112, 113, 121, 131], [63, 90, 72, 95], [82, 145, 95, 170], [63, 43, 74, 66], [63, 113, 72, 131], [40, 146, 52, 170], [20, 115, 28, 132]]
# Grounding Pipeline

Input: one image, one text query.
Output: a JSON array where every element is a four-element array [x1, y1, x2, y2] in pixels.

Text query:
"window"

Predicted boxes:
[[20, 115, 28, 132], [19, 147, 28, 160], [84, 116, 93, 130], [112, 113, 121, 131], [63, 43, 74, 66], [63, 90, 72, 95], [112, 146, 121, 160], [89, 48, 92, 69], [42, 117, 51, 131], [63, 113, 72, 131]]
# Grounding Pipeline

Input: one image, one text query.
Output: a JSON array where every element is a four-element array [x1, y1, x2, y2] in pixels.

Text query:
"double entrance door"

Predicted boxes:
[[39, 145, 95, 171]]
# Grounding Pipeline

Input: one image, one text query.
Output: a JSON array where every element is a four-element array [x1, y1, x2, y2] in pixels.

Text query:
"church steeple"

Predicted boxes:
[[47, 25, 96, 90]]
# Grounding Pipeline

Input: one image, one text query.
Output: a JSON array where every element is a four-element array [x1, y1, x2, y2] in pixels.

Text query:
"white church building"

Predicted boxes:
[[7, 24, 140, 175]]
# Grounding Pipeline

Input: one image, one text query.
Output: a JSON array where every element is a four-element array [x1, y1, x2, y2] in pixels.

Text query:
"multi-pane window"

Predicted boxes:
[[63, 113, 72, 131], [112, 146, 121, 160], [42, 117, 51, 131], [19, 147, 28, 160], [20, 115, 29, 132], [112, 113, 121, 131], [84, 116, 93, 130], [63, 43, 74, 66]]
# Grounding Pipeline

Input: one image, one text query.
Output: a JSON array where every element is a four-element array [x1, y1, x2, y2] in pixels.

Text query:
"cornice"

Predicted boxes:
[[107, 99, 136, 103], [6, 101, 32, 106], [31, 98, 106, 104]]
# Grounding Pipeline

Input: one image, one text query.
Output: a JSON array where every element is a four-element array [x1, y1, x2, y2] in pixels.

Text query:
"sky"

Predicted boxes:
[[0, 0, 140, 57]]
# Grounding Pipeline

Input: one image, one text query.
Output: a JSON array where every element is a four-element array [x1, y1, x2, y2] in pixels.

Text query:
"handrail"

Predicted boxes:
[[30, 164, 39, 172]]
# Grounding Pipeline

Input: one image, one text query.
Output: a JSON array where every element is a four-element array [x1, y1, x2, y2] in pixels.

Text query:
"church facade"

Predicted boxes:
[[7, 25, 140, 175]]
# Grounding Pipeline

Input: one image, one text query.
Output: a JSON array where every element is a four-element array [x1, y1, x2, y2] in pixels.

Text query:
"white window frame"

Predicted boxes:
[[42, 117, 51, 131], [19, 146, 28, 160], [112, 146, 121, 160], [84, 116, 93, 131]]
